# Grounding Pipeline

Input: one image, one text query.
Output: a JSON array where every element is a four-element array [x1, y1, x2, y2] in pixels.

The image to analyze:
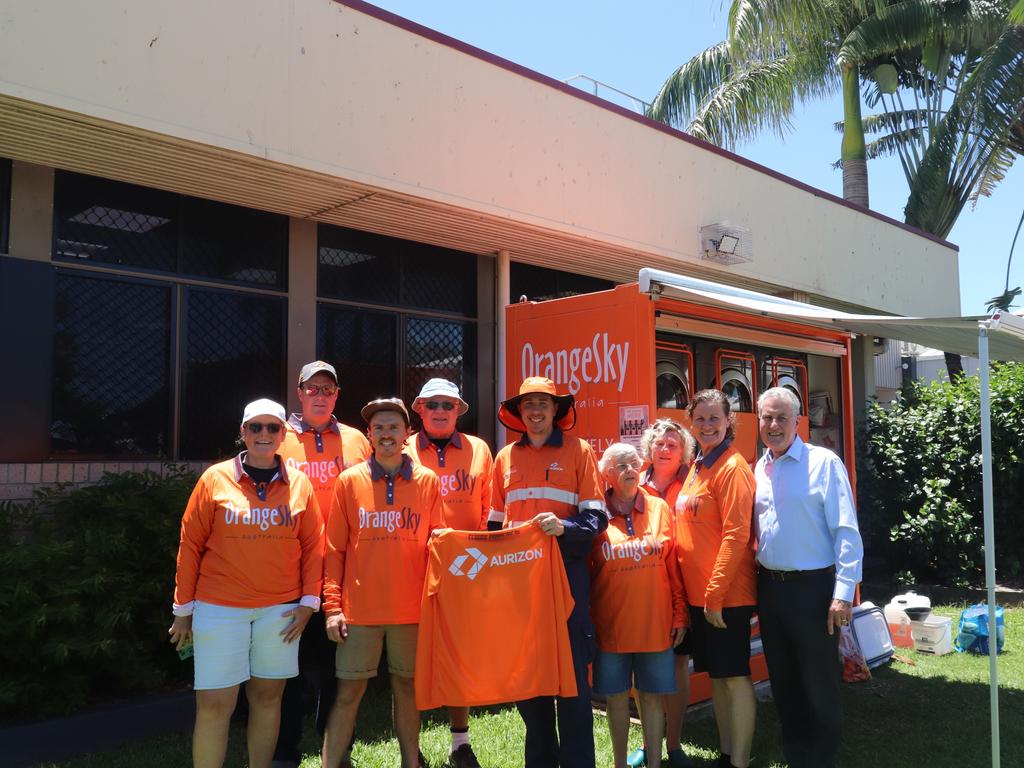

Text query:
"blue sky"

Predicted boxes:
[[368, 0, 1023, 316]]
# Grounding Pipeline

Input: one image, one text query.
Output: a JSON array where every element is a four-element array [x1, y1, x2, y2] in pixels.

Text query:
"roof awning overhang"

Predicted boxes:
[[639, 268, 1024, 362]]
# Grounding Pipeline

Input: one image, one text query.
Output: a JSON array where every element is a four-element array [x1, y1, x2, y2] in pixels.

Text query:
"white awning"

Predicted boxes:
[[639, 268, 1024, 362]]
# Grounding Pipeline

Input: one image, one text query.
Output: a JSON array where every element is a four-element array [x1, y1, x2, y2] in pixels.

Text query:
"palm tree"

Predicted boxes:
[[649, 0, 1023, 378], [648, 1, 898, 207]]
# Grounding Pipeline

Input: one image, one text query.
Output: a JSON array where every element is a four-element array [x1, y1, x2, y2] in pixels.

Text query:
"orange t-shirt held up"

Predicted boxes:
[[415, 524, 577, 710]]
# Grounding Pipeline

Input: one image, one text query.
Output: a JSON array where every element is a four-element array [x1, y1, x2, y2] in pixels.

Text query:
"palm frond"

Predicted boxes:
[[834, 110, 932, 134], [839, 0, 1008, 67], [1011, 0, 1024, 25], [686, 57, 823, 148], [648, 42, 733, 128]]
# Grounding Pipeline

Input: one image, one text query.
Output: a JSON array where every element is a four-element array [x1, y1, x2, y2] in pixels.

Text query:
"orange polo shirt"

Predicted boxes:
[[675, 440, 757, 611], [490, 432, 604, 527], [590, 488, 687, 653], [406, 430, 493, 532], [279, 414, 371, 524], [173, 454, 324, 609], [640, 464, 689, 512], [415, 524, 577, 709], [324, 454, 443, 624]]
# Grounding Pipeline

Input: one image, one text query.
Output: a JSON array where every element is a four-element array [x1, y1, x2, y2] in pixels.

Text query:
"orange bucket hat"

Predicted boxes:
[[498, 377, 576, 433]]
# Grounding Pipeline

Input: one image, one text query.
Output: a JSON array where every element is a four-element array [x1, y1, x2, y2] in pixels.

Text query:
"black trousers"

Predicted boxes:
[[757, 570, 842, 768], [515, 626, 596, 768], [274, 611, 338, 763]]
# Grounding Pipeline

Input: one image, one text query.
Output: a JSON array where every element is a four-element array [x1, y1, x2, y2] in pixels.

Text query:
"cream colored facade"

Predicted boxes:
[[0, 0, 960, 497], [0, 0, 957, 313]]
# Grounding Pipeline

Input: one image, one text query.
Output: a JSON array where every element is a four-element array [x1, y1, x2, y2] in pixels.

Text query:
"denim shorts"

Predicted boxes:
[[593, 647, 676, 695], [192, 601, 300, 690]]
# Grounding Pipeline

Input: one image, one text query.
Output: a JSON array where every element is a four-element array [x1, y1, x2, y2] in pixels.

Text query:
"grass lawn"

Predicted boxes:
[[36, 606, 1022, 767]]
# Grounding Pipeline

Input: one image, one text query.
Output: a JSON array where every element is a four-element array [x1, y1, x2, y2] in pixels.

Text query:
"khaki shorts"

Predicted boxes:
[[335, 623, 418, 679]]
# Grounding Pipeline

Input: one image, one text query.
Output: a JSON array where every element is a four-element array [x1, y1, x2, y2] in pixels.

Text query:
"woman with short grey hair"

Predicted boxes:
[[591, 442, 686, 768]]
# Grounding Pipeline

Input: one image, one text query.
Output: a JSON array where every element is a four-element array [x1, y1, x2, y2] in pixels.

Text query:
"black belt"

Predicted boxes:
[[758, 564, 835, 582]]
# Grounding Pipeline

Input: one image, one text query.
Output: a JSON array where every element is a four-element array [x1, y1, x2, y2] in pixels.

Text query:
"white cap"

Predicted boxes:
[[241, 398, 287, 424], [412, 378, 469, 415]]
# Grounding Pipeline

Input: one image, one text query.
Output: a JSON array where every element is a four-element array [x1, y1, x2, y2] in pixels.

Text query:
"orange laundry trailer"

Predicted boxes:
[[504, 270, 857, 705]]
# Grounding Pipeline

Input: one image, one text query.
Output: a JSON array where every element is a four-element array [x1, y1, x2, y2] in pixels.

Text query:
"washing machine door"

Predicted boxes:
[[776, 372, 804, 416], [719, 367, 753, 413], [656, 360, 689, 410]]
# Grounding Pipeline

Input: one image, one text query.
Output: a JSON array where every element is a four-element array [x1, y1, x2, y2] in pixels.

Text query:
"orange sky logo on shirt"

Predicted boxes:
[[438, 469, 477, 498], [284, 455, 341, 486], [599, 533, 663, 563], [677, 494, 700, 518], [358, 505, 421, 533], [223, 502, 296, 531]]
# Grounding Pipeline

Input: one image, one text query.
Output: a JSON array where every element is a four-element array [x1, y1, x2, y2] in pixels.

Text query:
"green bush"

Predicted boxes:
[[0, 467, 198, 719], [861, 362, 1024, 586]]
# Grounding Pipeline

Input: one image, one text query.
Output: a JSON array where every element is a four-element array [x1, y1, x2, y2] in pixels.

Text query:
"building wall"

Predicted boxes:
[[0, 0, 959, 316]]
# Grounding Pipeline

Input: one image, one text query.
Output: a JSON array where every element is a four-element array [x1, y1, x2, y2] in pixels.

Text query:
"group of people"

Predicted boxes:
[[169, 357, 863, 768]]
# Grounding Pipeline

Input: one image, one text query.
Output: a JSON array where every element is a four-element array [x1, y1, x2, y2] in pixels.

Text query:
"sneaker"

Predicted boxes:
[[667, 748, 695, 767], [626, 747, 647, 767], [448, 743, 482, 768]]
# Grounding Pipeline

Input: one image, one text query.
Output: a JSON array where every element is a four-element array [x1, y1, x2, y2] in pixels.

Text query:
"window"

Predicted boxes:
[[53, 170, 287, 289], [51, 272, 172, 457], [0, 157, 11, 254], [317, 305, 398, 427], [316, 223, 480, 433], [510, 262, 614, 303], [318, 224, 476, 316], [48, 172, 289, 460], [180, 289, 286, 459], [317, 307, 478, 435]]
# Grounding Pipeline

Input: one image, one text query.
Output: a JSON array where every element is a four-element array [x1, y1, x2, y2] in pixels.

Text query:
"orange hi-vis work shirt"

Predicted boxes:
[[489, 431, 604, 528], [324, 454, 443, 624], [173, 453, 324, 609], [406, 430, 493, 532], [415, 524, 577, 710], [279, 414, 371, 524], [590, 488, 687, 653], [675, 439, 757, 612]]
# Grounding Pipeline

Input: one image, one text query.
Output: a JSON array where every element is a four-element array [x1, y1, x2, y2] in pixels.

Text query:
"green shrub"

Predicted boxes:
[[861, 362, 1024, 586], [0, 467, 198, 719]]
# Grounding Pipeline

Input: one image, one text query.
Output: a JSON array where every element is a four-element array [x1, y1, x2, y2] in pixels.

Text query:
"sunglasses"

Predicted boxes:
[[424, 401, 456, 411], [303, 384, 338, 397], [246, 422, 282, 434]]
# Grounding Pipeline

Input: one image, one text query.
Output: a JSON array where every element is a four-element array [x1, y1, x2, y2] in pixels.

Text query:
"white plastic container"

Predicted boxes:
[[885, 592, 930, 649], [911, 616, 952, 655], [851, 602, 894, 668]]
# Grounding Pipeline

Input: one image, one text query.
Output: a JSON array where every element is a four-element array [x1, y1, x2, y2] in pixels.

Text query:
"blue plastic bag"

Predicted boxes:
[[954, 604, 1005, 654]]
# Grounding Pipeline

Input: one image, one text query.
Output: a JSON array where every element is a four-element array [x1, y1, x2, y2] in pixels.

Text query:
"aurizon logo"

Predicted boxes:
[[449, 548, 488, 580], [448, 545, 546, 579]]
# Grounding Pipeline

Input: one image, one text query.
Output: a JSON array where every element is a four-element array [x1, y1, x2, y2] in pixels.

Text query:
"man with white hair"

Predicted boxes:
[[753, 386, 863, 768], [406, 378, 493, 768]]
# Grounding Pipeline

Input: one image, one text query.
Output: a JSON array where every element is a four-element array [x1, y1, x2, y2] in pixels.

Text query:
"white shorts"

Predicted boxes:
[[192, 601, 300, 690]]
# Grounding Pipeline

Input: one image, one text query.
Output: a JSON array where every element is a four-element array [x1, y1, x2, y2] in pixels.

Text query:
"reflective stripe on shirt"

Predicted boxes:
[[506, 486, 580, 506]]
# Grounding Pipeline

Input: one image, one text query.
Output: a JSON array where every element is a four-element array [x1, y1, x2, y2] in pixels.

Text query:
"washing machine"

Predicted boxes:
[[762, 356, 807, 416], [655, 339, 693, 412], [715, 350, 755, 413]]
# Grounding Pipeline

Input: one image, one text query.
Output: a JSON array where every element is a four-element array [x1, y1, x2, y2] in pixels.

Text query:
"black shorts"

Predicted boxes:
[[673, 627, 694, 656], [688, 605, 755, 679]]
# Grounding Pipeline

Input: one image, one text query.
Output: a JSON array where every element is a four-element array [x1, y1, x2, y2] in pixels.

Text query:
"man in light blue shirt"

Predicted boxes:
[[754, 387, 863, 768]]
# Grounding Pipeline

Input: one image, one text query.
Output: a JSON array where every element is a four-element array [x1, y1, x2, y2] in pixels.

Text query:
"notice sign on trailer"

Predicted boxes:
[[618, 405, 648, 450]]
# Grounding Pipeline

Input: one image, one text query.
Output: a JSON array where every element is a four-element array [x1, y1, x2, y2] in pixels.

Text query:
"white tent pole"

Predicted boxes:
[[979, 321, 999, 768]]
